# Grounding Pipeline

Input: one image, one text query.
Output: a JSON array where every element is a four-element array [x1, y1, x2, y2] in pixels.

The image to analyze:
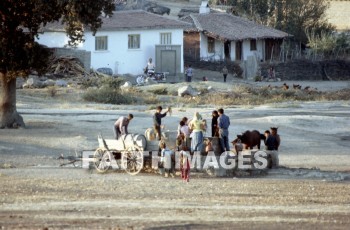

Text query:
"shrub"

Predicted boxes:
[[47, 86, 58, 97], [81, 76, 124, 89], [82, 87, 134, 104], [99, 77, 124, 88], [147, 87, 168, 95]]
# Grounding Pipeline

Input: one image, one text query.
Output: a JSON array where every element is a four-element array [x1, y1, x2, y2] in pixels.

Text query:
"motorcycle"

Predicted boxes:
[[137, 69, 166, 85], [147, 69, 166, 81]]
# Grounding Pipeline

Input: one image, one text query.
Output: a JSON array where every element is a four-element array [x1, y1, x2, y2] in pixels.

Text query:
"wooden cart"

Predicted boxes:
[[93, 132, 164, 175]]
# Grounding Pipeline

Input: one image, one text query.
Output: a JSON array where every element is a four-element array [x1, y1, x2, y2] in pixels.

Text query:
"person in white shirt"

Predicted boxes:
[[146, 58, 155, 74], [159, 142, 175, 178], [113, 114, 133, 139]]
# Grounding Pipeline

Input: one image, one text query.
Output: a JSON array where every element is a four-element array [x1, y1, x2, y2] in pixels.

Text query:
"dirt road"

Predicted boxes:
[[1, 168, 350, 229], [1, 82, 350, 229]]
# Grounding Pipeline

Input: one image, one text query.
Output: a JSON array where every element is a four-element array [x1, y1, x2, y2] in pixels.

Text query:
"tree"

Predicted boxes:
[[0, 0, 114, 128], [230, 0, 334, 44]]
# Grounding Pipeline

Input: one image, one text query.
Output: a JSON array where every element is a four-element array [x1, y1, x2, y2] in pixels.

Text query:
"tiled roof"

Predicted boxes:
[[181, 13, 290, 41], [42, 10, 190, 32]]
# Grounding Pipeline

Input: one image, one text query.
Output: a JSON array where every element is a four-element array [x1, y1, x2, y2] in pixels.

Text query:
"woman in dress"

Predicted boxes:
[[189, 112, 205, 153]]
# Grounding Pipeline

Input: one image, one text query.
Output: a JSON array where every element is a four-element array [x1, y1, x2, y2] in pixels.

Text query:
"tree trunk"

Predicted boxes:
[[0, 72, 25, 128]]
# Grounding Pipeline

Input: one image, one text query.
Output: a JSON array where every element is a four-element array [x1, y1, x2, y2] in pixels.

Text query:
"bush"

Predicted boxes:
[[147, 87, 168, 95], [47, 86, 58, 97], [81, 76, 124, 89], [99, 77, 124, 88], [82, 87, 134, 104]]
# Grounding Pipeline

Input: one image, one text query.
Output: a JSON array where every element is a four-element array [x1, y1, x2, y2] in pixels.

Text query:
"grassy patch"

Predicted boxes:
[[46, 86, 58, 97], [81, 76, 124, 89], [147, 86, 168, 95], [82, 87, 135, 104]]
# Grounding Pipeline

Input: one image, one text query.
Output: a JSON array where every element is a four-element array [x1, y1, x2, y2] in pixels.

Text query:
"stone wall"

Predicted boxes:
[[51, 48, 91, 73], [185, 58, 244, 78], [260, 60, 350, 81], [186, 58, 350, 81]]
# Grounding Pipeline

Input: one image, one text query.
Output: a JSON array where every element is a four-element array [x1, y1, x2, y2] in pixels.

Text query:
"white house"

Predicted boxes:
[[37, 10, 189, 75], [180, 3, 290, 62]]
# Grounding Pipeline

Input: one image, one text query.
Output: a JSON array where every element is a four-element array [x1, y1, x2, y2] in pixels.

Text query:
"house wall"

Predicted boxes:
[[184, 32, 200, 60], [241, 39, 264, 61], [37, 28, 184, 75], [200, 34, 224, 61], [230, 41, 236, 60], [36, 32, 77, 48], [195, 34, 266, 62]]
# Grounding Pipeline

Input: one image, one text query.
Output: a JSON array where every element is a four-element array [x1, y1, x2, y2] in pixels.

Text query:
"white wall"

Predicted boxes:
[[242, 39, 264, 61], [37, 28, 184, 75], [200, 34, 224, 61], [230, 40, 236, 60], [199, 34, 266, 62], [36, 32, 76, 48]]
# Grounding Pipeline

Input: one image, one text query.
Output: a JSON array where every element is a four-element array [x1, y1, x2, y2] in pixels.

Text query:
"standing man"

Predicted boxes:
[[113, 114, 133, 139], [153, 106, 169, 140], [217, 108, 230, 152], [185, 64, 193, 82], [222, 65, 228, 82]]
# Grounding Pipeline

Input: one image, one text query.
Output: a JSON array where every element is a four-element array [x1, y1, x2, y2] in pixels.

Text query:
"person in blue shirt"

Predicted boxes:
[[217, 108, 230, 152]]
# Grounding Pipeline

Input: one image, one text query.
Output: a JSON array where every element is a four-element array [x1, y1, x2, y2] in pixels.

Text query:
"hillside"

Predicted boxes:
[[138, 0, 350, 31]]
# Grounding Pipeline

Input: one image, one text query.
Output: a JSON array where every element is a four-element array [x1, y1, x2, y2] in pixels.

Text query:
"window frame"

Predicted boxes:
[[160, 32, 172, 45], [95, 36, 108, 51], [128, 34, 140, 49], [207, 37, 215, 53]]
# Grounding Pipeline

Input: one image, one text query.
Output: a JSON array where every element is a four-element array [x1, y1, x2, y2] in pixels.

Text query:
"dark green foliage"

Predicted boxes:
[[0, 0, 114, 77], [228, 0, 334, 44]]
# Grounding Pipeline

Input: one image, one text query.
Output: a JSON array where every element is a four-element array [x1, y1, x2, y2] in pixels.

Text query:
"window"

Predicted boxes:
[[207, 37, 215, 53], [160, 33, 172, 45], [95, 36, 108, 51], [128, 34, 140, 49], [250, 39, 257, 51]]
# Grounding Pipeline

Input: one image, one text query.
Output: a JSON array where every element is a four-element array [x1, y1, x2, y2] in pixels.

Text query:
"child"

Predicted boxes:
[[205, 139, 213, 154], [180, 146, 190, 182], [176, 120, 190, 150], [159, 142, 175, 178]]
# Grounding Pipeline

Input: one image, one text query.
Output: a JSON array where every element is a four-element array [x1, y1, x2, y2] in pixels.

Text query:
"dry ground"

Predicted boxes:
[[1, 76, 350, 229]]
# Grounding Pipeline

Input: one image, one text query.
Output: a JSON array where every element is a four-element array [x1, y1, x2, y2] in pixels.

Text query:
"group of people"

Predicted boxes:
[[113, 106, 280, 178], [176, 108, 231, 154], [113, 107, 232, 153], [264, 127, 280, 151]]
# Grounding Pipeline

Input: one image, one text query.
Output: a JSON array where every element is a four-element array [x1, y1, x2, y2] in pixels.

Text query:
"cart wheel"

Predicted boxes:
[[93, 147, 112, 173], [121, 146, 144, 175]]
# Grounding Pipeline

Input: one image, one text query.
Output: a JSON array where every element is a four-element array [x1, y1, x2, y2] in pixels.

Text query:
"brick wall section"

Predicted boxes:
[[52, 48, 91, 73]]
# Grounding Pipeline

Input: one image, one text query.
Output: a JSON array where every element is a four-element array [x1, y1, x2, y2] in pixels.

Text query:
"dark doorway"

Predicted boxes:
[[235, 41, 242, 61], [224, 41, 231, 61]]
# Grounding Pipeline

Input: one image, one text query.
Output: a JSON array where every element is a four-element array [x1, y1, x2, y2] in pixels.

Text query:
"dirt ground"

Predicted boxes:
[[1, 75, 350, 229]]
